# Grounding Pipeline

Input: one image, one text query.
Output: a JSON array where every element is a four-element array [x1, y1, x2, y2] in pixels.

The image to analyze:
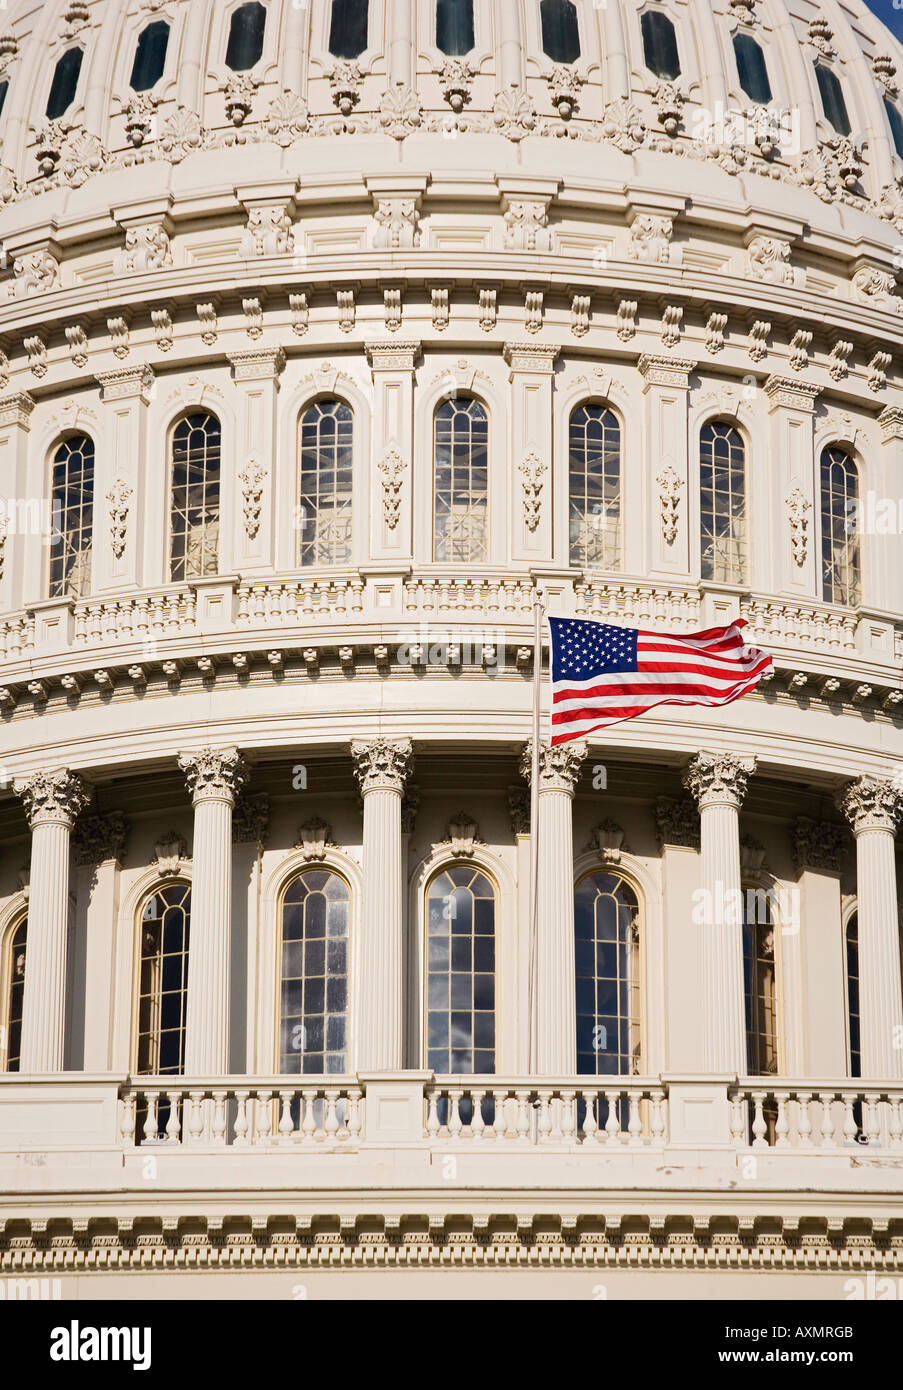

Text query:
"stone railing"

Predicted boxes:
[[730, 1080, 903, 1150]]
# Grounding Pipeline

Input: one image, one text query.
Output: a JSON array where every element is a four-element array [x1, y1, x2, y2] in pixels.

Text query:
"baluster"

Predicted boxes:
[[729, 1093, 746, 1146], [651, 1091, 666, 1144], [819, 1091, 836, 1148], [300, 1089, 317, 1144], [581, 1090, 598, 1143], [627, 1089, 643, 1147], [604, 1090, 621, 1144], [842, 1092, 859, 1145], [324, 1090, 340, 1140], [774, 1092, 790, 1148], [890, 1096, 903, 1151], [492, 1090, 508, 1140], [211, 1091, 227, 1145], [426, 1091, 441, 1139], [448, 1089, 464, 1139], [561, 1090, 577, 1143], [119, 1093, 137, 1146], [751, 1091, 768, 1148], [547, 1092, 562, 1142], [515, 1090, 531, 1144], [165, 1091, 181, 1143], [256, 1090, 273, 1145], [347, 1089, 363, 1142], [864, 1095, 881, 1147], [278, 1091, 294, 1143], [797, 1093, 813, 1147], [142, 1090, 159, 1144], [187, 1091, 205, 1144], [537, 1092, 553, 1143], [233, 1091, 250, 1147], [471, 1090, 485, 1140]]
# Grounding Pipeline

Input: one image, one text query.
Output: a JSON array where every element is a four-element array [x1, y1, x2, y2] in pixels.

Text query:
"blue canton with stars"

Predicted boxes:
[[549, 618, 639, 682]]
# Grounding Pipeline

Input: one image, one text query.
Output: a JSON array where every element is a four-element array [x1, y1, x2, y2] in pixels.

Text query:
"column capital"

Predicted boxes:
[[683, 752, 756, 810], [227, 348, 286, 383], [520, 739, 587, 796], [95, 364, 154, 403], [13, 768, 91, 829], [878, 405, 903, 443], [351, 737, 413, 794], [763, 376, 820, 413], [73, 810, 130, 866], [792, 816, 848, 872], [638, 355, 697, 389], [503, 341, 560, 375], [838, 776, 903, 835], [364, 340, 421, 372], [0, 391, 35, 428], [178, 746, 249, 806]]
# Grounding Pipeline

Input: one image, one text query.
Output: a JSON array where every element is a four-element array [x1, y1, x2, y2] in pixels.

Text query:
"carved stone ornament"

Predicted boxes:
[[372, 197, 421, 250], [442, 813, 483, 857], [503, 198, 550, 252], [158, 106, 206, 162], [656, 463, 684, 545], [154, 830, 188, 877], [520, 740, 587, 796], [351, 738, 414, 795], [124, 93, 156, 148], [379, 82, 423, 140], [330, 61, 363, 116], [239, 205, 294, 258], [507, 785, 530, 836], [114, 223, 172, 275], [838, 777, 903, 835], [13, 769, 91, 828], [439, 57, 473, 113], [224, 73, 256, 127], [587, 819, 626, 862], [548, 64, 582, 121], [178, 747, 249, 805], [747, 234, 794, 286], [73, 811, 130, 867], [519, 453, 546, 531], [785, 485, 811, 568], [295, 816, 337, 862], [627, 214, 676, 265], [654, 797, 700, 850], [378, 449, 405, 529], [601, 99, 646, 153], [401, 784, 421, 835], [492, 84, 537, 141], [792, 818, 847, 872], [238, 458, 266, 538], [683, 752, 757, 810], [266, 90, 310, 145], [739, 834, 766, 874], [652, 81, 685, 136], [852, 266, 902, 315], [107, 476, 134, 559], [232, 793, 270, 845], [9, 250, 60, 298]]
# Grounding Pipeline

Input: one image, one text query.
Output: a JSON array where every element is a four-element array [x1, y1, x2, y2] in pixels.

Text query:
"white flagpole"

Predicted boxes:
[[528, 590, 543, 1074]]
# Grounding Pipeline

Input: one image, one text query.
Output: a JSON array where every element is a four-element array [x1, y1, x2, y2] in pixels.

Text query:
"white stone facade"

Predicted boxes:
[[0, 0, 902, 1297]]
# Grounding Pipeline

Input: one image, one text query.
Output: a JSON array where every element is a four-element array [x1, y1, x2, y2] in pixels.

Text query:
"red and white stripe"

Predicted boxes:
[[550, 619, 773, 745]]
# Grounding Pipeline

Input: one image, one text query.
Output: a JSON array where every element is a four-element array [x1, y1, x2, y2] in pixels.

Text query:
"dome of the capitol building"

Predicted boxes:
[[0, 0, 902, 1309]]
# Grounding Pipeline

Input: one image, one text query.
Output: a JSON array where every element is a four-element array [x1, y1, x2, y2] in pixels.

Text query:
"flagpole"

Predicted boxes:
[[528, 590, 543, 1074]]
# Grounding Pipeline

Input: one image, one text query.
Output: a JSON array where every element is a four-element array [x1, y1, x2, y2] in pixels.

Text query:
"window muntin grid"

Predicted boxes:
[[433, 397, 489, 564], [130, 20, 170, 90], [846, 914, 860, 1079], [540, 0, 580, 63], [700, 421, 747, 585], [46, 46, 83, 119], [436, 0, 474, 55], [328, 0, 369, 59], [298, 400, 354, 567], [733, 33, 772, 104], [49, 434, 94, 599], [815, 63, 851, 137], [743, 895, 778, 1075], [641, 10, 680, 80], [2, 918, 26, 1073], [426, 866, 496, 1075], [136, 884, 190, 1076], [170, 413, 221, 582], [279, 870, 349, 1075], [820, 447, 860, 607], [575, 872, 641, 1076], [569, 404, 622, 571]]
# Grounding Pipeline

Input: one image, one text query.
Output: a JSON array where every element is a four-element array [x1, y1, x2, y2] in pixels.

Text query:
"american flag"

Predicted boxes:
[[548, 616, 773, 745]]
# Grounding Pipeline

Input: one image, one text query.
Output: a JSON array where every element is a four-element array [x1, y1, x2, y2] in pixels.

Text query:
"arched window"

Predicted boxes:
[[298, 400, 354, 567], [279, 869, 349, 1074], [815, 64, 851, 136], [225, 1, 267, 71], [820, 447, 860, 607], [641, 10, 680, 80], [0, 80, 9, 121], [436, 0, 474, 56], [433, 397, 489, 564], [845, 913, 860, 1079], [49, 435, 94, 599], [328, 0, 369, 59], [733, 33, 772, 104], [885, 97, 903, 161], [700, 421, 747, 585], [743, 892, 778, 1074], [575, 872, 641, 1076], [130, 21, 170, 91], [569, 404, 622, 570], [136, 884, 191, 1076], [170, 413, 221, 582], [46, 47, 83, 119], [426, 866, 496, 1075], [1, 917, 27, 1073], [540, 0, 580, 64]]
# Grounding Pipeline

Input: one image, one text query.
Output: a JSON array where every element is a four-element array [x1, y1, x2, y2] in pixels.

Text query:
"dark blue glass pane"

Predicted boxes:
[[733, 34, 772, 104], [226, 2, 266, 71], [329, 0, 369, 59], [436, 0, 474, 55], [815, 64, 851, 137], [540, 0, 580, 63], [641, 11, 680, 80], [130, 21, 169, 91], [0, 80, 9, 120], [886, 98, 903, 160], [47, 47, 83, 120]]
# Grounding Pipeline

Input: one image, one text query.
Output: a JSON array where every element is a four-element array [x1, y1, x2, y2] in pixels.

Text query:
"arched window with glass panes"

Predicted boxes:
[[569, 403, 622, 571], [433, 397, 489, 564], [815, 63, 851, 136], [46, 46, 83, 119], [733, 33, 772, 104], [136, 883, 191, 1077], [130, 20, 170, 90], [436, 0, 474, 55], [425, 865, 496, 1076], [886, 98, 903, 160], [278, 869, 349, 1074], [845, 912, 860, 1078], [575, 871, 642, 1076], [820, 447, 860, 607], [328, 0, 369, 59], [700, 421, 747, 585], [743, 892, 778, 1075], [169, 413, 221, 582], [1, 916, 27, 1073], [226, 1, 267, 70], [540, 0, 580, 63], [641, 9, 680, 80], [297, 399, 354, 567], [49, 435, 94, 599]]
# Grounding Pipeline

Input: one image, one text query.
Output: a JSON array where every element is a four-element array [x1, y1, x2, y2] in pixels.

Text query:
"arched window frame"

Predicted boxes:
[[732, 31, 773, 105], [275, 864, 352, 1076], [431, 393, 491, 566], [325, 0, 371, 62], [131, 879, 192, 1078], [573, 866, 645, 1078], [697, 416, 749, 587], [814, 61, 852, 138], [435, 0, 475, 57], [417, 0, 492, 77], [167, 409, 222, 584], [0, 907, 28, 1074], [818, 442, 861, 608], [422, 859, 499, 1077], [48, 432, 95, 600], [205, 0, 277, 91], [296, 396, 355, 570], [44, 44, 85, 121], [884, 96, 903, 164], [566, 399, 624, 574], [129, 19, 172, 93], [539, 0, 582, 65], [225, 0, 268, 72], [638, 5, 681, 81], [842, 904, 860, 1080], [742, 879, 782, 1077]]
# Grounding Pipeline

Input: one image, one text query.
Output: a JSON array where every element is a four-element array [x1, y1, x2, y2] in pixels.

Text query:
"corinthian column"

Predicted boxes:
[[838, 777, 903, 1078], [13, 769, 91, 1072], [178, 748, 248, 1075], [351, 738, 413, 1071], [683, 752, 756, 1074], [521, 739, 586, 1075]]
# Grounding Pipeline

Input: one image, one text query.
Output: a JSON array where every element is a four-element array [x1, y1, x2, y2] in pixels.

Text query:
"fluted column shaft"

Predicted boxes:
[[523, 740, 586, 1075], [352, 739, 413, 1071], [840, 778, 903, 1078], [178, 748, 248, 1075], [684, 753, 756, 1074], [14, 770, 90, 1073]]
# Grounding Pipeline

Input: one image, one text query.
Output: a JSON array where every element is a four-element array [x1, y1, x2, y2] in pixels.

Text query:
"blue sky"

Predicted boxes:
[[866, 0, 903, 44]]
